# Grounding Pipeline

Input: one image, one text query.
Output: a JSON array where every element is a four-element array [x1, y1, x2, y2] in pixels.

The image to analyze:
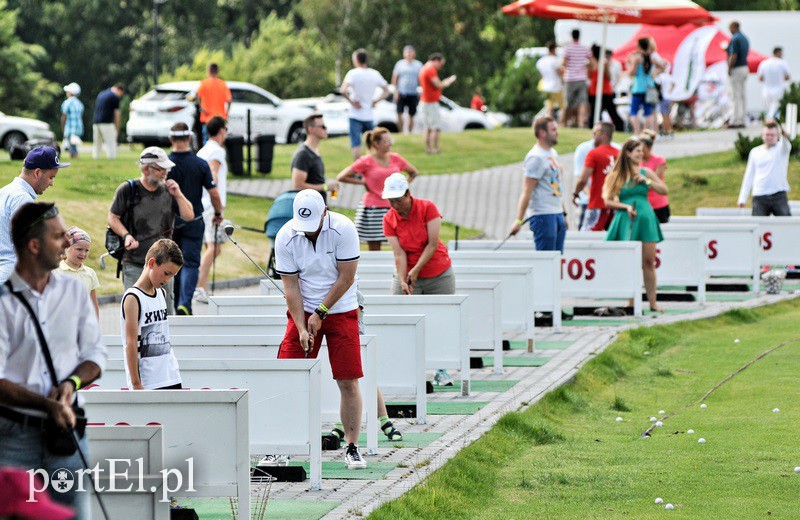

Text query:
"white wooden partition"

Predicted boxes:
[[91, 358, 327, 485], [696, 202, 800, 216], [87, 426, 169, 520], [356, 264, 535, 350], [663, 223, 760, 293], [105, 315, 426, 423], [353, 279, 503, 370], [81, 390, 251, 516], [560, 231, 707, 304], [671, 216, 800, 267], [205, 296, 472, 395]]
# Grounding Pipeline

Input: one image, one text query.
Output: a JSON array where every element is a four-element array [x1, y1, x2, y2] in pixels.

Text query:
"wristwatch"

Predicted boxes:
[[314, 306, 328, 320]]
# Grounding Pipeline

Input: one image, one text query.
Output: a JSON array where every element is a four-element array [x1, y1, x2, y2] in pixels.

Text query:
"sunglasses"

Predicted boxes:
[[24, 205, 59, 233], [314, 125, 328, 130]]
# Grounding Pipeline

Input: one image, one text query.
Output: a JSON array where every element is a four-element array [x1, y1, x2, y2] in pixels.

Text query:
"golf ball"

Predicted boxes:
[[734, 339, 740, 343], [794, 467, 800, 473], [687, 429, 694, 434], [656, 421, 664, 427], [650, 417, 658, 422], [773, 408, 780, 413], [698, 438, 706, 444], [659, 410, 666, 415], [616, 417, 623, 422], [700, 404, 707, 409], [655, 497, 664, 504], [665, 503, 675, 510]]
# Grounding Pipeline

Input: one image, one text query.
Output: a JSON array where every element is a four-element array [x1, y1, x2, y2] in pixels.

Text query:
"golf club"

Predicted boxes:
[[211, 223, 218, 296], [224, 225, 285, 295], [494, 216, 533, 251], [71, 429, 110, 520], [228, 223, 265, 234], [99, 216, 203, 270]]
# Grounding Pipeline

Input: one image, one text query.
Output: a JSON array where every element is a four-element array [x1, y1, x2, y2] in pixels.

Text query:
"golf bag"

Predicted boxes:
[[264, 190, 299, 278]]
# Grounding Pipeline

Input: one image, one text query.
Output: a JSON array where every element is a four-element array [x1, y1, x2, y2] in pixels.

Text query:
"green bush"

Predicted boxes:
[[734, 131, 800, 161], [486, 58, 544, 127], [778, 81, 800, 120]]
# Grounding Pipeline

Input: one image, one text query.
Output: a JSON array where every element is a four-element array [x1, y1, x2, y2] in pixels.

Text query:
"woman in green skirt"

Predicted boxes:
[[603, 137, 669, 312]]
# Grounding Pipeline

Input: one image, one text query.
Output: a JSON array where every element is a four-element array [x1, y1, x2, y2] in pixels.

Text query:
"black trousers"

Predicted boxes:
[[752, 191, 791, 216], [589, 94, 624, 131]]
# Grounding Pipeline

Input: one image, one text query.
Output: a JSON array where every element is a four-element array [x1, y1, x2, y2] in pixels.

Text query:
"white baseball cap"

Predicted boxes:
[[63, 82, 81, 96], [292, 189, 327, 233], [139, 146, 176, 170], [381, 173, 410, 199]]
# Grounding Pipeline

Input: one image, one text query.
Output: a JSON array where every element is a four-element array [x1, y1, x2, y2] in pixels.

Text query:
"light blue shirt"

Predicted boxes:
[[0, 177, 37, 282], [392, 59, 423, 95]]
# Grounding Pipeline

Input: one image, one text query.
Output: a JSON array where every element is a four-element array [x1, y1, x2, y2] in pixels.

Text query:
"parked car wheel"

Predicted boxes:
[[288, 123, 305, 144], [464, 123, 486, 131], [2, 131, 27, 152], [377, 122, 399, 133]]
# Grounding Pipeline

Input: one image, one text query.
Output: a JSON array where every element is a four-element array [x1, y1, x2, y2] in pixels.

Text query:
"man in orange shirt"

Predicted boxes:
[[196, 63, 232, 145], [418, 53, 456, 155]]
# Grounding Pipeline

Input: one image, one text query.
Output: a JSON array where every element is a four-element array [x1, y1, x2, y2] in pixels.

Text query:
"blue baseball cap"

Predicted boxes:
[[24, 147, 71, 170]]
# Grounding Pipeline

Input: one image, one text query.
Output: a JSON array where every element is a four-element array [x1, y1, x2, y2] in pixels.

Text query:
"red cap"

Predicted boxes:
[[0, 468, 75, 520]]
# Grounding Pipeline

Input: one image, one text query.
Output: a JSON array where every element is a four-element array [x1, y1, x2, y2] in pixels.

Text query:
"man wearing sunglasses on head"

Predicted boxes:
[[0, 147, 70, 283], [291, 114, 338, 203], [107, 147, 194, 314]]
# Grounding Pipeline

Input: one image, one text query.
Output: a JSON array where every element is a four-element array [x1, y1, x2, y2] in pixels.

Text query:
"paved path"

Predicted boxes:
[[228, 128, 755, 239]]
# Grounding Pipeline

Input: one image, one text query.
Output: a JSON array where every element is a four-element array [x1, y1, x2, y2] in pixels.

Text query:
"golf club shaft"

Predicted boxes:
[[212, 223, 218, 295], [226, 235, 285, 295], [71, 429, 111, 520], [231, 223, 265, 234], [495, 216, 531, 251]]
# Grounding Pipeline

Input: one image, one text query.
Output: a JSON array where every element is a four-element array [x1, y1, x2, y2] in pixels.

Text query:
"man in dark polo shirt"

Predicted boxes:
[[92, 83, 125, 159], [291, 114, 337, 202], [167, 123, 224, 315]]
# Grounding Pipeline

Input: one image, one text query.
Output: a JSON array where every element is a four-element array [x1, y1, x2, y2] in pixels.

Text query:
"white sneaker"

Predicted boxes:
[[193, 288, 209, 304], [344, 443, 366, 470], [258, 454, 290, 466]]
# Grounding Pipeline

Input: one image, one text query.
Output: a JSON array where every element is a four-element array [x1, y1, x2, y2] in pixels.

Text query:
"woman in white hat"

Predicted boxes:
[[381, 173, 456, 385], [61, 82, 84, 158]]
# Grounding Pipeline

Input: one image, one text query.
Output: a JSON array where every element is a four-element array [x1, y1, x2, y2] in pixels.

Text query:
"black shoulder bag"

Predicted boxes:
[[7, 282, 87, 456], [105, 179, 139, 278]]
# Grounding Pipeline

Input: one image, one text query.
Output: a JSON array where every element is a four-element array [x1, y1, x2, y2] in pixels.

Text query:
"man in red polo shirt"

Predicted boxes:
[[381, 173, 455, 385], [572, 122, 619, 231], [196, 63, 232, 145], [418, 53, 456, 155]]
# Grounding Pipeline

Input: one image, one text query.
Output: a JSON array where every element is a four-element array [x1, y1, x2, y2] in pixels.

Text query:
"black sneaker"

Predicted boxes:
[[344, 443, 366, 470], [176, 305, 191, 316]]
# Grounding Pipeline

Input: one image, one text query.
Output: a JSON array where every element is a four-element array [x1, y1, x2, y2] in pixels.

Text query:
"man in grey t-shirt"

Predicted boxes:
[[509, 116, 566, 252], [392, 45, 423, 134]]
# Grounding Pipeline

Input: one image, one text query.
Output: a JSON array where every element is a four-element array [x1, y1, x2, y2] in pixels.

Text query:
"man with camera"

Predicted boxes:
[[0, 202, 107, 519]]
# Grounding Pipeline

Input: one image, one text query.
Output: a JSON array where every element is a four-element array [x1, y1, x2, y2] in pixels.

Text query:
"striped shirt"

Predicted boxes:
[[563, 42, 591, 82], [61, 97, 84, 137]]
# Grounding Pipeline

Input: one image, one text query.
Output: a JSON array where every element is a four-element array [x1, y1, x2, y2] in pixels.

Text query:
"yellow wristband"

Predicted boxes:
[[318, 303, 328, 313], [515, 219, 524, 226], [323, 183, 328, 191], [68, 375, 82, 390]]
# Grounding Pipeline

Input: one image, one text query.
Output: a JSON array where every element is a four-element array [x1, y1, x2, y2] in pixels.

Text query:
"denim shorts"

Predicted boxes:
[[349, 118, 374, 148], [530, 213, 566, 253], [630, 94, 654, 117]]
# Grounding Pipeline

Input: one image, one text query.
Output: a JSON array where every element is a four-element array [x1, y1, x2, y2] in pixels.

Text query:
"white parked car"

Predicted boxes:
[[0, 112, 55, 151], [127, 81, 313, 146], [304, 89, 492, 136]]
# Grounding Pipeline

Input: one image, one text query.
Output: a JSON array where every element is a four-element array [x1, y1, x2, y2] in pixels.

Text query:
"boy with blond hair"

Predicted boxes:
[[120, 239, 184, 390]]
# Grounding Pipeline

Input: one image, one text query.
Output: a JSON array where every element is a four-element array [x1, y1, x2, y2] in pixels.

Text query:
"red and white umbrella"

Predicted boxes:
[[502, 0, 717, 122]]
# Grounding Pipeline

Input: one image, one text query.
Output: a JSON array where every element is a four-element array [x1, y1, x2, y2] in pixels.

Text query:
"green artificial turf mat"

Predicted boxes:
[[643, 307, 697, 315], [356, 431, 442, 448], [290, 461, 398, 480], [564, 318, 631, 326], [482, 356, 551, 367], [179, 498, 340, 520], [510, 340, 573, 350], [434, 379, 520, 393], [388, 401, 489, 415], [706, 293, 754, 302]]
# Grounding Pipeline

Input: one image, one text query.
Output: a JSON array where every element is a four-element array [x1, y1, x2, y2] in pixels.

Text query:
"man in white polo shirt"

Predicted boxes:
[[274, 189, 366, 469], [738, 120, 792, 216]]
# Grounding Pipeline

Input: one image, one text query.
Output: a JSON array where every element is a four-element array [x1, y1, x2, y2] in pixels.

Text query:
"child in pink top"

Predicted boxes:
[[337, 127, 419, 250], [641, 131, 669, 223]]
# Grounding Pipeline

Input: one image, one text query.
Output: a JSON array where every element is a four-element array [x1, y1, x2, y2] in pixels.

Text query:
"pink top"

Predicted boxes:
[[643, 154, 668, 209], [352, 152, 410, 208]]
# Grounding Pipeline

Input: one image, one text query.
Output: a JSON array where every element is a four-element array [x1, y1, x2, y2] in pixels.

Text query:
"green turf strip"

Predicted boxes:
[[643, 307, 697, 315], [481, 356, 550, 367], [564, 318, 631, 326], [356, 432, 442, 448], [706, 292, 754, 302], [434, 380, 520, 393], [179, 498, 339, 520], [289, 461, 397, 480], [388, 401, 488, 415], [510, 340, 573, 350]]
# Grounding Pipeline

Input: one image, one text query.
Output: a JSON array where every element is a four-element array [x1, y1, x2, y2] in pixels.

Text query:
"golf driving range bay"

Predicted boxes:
[[370, 299, 800, 518]]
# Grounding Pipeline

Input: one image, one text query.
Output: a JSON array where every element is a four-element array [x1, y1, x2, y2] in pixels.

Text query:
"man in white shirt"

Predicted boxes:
[[738, 120, 792, 216], [0, 202, 107, 518], [537, 41, 564, 125], [758, 47, 791, 120], [274, 189, 367, 470], [341, 49, 389, 160], [0, 147, 70, 283], [195, 116, 229, 303]]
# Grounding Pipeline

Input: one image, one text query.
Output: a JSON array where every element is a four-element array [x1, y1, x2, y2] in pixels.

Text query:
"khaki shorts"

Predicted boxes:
[[392, 267, 455, 295], [544, 91, 564, 111], [420, 102, 443, 130], [202, 206, 231, 244]]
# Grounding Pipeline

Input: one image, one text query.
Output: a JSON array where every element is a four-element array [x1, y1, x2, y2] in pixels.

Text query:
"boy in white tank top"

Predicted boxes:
[[120, 239, 184, 389]]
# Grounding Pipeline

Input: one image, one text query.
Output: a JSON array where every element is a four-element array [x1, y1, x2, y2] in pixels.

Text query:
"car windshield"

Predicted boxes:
[[141, 90, 189, 101]]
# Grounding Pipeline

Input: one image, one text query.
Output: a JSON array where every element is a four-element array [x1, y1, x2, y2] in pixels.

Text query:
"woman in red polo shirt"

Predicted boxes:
[[381, 172, 455, 385], [381, 173, 454, 295]]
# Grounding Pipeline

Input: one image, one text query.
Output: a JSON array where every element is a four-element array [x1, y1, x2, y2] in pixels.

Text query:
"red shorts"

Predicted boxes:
[[278, 309, 363, 380]]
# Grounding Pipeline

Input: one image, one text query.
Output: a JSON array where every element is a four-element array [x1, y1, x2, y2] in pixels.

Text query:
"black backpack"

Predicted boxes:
[[104, 180, 139, 277]]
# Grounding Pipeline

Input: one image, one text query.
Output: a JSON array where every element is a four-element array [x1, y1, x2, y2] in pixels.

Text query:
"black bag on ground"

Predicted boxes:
[[106, 180, 138, 277]]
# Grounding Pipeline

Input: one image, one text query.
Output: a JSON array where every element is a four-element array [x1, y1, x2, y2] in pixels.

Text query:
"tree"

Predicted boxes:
[[487, 58, 544, 127]]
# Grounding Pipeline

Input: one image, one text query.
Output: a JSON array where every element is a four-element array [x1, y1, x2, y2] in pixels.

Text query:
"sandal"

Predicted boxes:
[[381, 421, 403, 441]]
